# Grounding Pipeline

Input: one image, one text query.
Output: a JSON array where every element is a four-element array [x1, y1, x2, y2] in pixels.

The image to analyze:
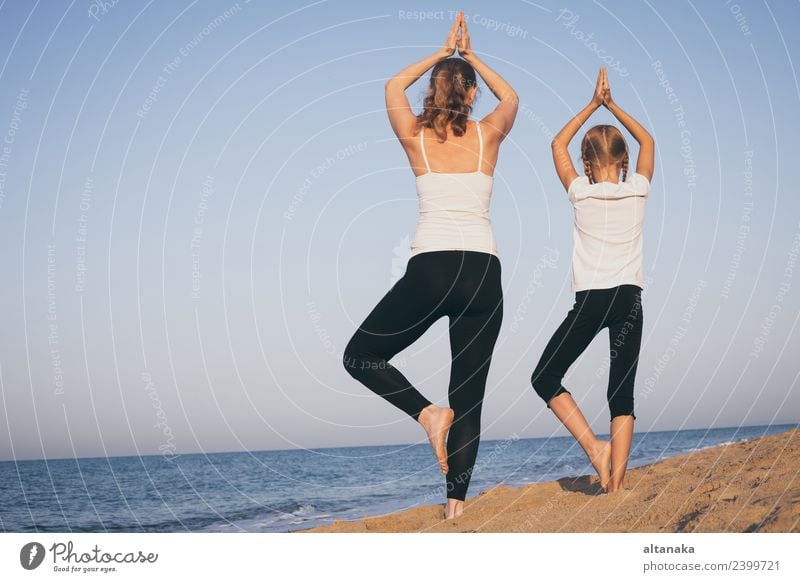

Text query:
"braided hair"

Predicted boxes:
[[580, 125, 629, 184], [582, 155, 595, 185]]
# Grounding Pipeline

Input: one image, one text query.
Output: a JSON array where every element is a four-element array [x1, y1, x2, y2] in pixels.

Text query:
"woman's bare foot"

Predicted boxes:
[[418, 404, 454, 474], [588, 439, 612, 491], [443, 499, 464, 520]]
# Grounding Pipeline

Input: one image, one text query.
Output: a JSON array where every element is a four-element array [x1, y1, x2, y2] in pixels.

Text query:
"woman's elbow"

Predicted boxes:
[[385, 78, 403, 92], [501, 89, 519, 108]]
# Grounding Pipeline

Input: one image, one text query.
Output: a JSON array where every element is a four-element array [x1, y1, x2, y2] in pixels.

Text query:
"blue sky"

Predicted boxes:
[[0, 0, 798, 461]]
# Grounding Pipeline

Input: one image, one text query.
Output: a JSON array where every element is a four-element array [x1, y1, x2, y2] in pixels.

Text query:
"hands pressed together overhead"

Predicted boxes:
[[592, 66, 614, 107], [442, 12, 473, 60]]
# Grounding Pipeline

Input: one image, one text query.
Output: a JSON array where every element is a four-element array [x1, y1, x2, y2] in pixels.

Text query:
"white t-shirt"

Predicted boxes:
[[567, 172, 650, 292]]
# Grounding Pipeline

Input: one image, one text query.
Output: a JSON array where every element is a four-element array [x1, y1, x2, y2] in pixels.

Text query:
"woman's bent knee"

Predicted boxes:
[[342, 335, 364, 377], [531, 370, 569, 407]]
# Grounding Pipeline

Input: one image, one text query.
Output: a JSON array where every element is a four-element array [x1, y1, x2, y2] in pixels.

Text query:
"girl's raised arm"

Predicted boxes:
[[456, 12, 518, 139], [601, 68, 655, 181], [384, 16, 459, 140], [551, 68, 604, 190]]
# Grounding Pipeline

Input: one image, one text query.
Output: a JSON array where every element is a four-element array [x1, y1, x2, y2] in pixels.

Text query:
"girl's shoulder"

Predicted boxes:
[[626, 172, 650, 192], [568, 173, 650, 203], [567, 175, 592, 202]]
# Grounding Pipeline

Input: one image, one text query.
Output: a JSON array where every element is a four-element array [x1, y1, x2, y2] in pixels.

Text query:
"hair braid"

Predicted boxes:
[[580, 124, 629, 184], [582, 139, 597, 184], [583, 156, 595, 184]]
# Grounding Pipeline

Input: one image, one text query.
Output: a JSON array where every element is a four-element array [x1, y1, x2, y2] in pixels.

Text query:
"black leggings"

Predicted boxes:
[[531, 284, 643, 420], [343, 250, 503, 500]]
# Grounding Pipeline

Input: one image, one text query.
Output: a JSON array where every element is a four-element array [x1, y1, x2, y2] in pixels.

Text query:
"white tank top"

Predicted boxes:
[[410, 121, 498, 258]]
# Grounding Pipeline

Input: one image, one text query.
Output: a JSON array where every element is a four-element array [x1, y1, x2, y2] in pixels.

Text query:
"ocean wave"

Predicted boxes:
[[689, 438, 746, 452]]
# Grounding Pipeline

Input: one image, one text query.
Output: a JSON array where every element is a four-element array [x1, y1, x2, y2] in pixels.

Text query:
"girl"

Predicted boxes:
[[343, 13, 517, 519], [531, 67, 654, 493]]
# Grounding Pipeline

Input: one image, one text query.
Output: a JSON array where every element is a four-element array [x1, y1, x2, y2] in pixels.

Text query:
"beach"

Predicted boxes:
[[303, 427, 800, 533]]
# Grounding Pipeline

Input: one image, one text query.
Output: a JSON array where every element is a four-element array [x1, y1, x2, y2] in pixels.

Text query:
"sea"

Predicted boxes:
[[0, 423, 795, 533]]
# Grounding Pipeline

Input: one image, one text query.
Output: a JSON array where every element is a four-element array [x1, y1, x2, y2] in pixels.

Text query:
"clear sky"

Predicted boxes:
[[0, 0, 798, 462]]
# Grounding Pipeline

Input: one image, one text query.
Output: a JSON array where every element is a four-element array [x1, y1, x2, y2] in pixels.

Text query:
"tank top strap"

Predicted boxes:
[[419, 128, 431, 172], [475, 121, 484, 172]]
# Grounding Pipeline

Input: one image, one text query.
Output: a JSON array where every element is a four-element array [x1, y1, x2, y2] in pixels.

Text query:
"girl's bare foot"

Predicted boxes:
[[443, 499, 464, 520], [609, 414, 634, 493], [547, 393, 610, 490], [418, 404, 454, 474], [588, 439, 612, 491]]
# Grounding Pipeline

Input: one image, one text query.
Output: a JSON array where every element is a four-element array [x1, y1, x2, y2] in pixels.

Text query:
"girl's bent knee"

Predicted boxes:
[[609, 408, 636, 421], [530, 373, 551, 400], [545, 386, 571, 408]]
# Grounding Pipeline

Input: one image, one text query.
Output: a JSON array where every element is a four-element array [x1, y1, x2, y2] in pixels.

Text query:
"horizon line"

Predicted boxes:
[[1, 421, 797, 465]]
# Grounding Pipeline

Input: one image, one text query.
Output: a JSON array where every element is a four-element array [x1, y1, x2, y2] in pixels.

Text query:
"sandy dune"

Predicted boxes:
[[304, 427, 800, 533]]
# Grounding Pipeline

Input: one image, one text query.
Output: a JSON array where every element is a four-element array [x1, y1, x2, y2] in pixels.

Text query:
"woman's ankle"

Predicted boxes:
[[444, 498, 465, 519]]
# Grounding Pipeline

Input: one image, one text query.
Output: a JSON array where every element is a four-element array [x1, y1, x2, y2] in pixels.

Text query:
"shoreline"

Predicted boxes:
[[302, 427, 800, 533]]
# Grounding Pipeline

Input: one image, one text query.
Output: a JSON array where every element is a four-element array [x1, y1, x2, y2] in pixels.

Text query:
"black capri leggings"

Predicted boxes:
[[343, 250, 503, 501], [531, 284, 643, 420]]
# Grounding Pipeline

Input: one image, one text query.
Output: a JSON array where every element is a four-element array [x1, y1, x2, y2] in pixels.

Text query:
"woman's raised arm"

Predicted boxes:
[[384, 16, 459, 139], [456, 12, 518, 139]]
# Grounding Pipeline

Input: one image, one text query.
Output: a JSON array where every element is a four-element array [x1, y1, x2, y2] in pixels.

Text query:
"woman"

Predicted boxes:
[[531, 67, 654, 492], [343, 12, 517, 519]]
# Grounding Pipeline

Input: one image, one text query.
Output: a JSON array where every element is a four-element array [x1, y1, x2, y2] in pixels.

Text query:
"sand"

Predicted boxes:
[[303, 427, 800, 533]]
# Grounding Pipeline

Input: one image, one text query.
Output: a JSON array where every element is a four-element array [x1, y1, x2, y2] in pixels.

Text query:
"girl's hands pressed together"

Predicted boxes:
[[590, 67, 614, 107], [591, 67, 606, 107], [600, 67, 654, 181], [600, 67, 613, 106]]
